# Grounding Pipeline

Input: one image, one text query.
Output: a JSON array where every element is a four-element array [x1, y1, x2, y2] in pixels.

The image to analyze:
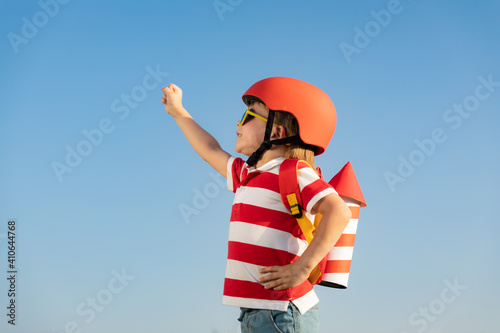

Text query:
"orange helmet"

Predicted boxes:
[[242, 77, 336, 155]]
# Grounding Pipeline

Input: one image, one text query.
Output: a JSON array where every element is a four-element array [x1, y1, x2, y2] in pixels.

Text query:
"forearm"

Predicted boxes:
[[258, 194, 351, 290], [173, 109, 220, 156], [297, 194, 352, 273], [172, 108, 230, 176], [161, 84, 230, 175]]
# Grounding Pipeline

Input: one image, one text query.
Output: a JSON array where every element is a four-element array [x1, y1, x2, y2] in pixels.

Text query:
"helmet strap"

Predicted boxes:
[[246, 110, 275, 166], [246, 111, 304, 167]]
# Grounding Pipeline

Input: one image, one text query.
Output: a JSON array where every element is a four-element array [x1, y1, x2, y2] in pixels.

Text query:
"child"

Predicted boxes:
[[161, 77, 352, 332]]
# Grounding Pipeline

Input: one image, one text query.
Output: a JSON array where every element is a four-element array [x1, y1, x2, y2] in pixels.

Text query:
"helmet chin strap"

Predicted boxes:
[[246, 111, 301, 167]]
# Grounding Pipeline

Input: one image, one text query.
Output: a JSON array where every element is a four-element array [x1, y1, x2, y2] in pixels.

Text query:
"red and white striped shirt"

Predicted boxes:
[[223, 156, 337, 314]]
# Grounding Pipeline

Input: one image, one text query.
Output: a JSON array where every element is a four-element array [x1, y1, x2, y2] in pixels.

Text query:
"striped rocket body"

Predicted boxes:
[[320, 161, 366, 289], [320, 202, 360, 288]]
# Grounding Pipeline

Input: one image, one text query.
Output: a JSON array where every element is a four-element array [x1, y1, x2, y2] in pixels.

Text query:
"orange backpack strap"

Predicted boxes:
[[279, 159, 324, 284], [279, 159, 304, 218]]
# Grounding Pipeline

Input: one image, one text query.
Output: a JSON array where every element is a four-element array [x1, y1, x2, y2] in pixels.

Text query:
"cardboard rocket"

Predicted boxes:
[[320, 161, 367, 289]]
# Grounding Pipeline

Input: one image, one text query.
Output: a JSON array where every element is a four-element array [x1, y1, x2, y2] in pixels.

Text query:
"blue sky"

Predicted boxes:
[[1, 1, 499, 332]]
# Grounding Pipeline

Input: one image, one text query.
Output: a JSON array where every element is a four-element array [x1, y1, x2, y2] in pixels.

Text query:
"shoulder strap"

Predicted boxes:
[[279, 159, 324, 284], [279, 159, 303, 215], [278, 159, 316, 243]]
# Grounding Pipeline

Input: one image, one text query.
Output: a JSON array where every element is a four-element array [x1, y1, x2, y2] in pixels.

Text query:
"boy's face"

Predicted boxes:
[[235, 102, 269, 156]]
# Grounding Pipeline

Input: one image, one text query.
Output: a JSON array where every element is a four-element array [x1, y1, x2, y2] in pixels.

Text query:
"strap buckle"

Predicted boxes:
[[289, 203, 303, 218]]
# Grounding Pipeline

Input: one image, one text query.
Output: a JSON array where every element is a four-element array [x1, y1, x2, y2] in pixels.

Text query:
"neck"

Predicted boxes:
[[254, 146, 287, 168]]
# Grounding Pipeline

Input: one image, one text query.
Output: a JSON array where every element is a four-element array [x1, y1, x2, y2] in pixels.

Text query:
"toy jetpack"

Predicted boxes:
[[279, 159, 367, 289]]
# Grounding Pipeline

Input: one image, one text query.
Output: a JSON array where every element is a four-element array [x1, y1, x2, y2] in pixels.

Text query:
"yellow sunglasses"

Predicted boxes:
[[237, 108, 277, 127]]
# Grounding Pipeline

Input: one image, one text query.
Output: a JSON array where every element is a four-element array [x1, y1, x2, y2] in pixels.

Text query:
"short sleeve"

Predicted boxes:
[[297, 162, 337, 213], [227, 157, 246, 193]]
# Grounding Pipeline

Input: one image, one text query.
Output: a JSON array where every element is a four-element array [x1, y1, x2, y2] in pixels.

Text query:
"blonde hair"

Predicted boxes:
[[273, 110, 316, 169], [250, 101, 317, 169]]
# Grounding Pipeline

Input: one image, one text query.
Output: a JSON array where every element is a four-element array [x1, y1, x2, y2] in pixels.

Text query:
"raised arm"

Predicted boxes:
[[161, 84, 230, 177]]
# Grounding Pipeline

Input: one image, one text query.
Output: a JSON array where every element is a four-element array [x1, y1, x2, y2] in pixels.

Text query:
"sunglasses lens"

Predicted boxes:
[[238, 109, 249, 126]]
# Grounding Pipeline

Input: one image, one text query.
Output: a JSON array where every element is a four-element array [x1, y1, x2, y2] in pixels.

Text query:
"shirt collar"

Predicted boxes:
[[246, 157, 286, 173]]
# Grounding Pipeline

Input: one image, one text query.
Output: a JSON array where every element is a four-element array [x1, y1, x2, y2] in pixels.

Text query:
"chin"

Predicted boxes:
[[235, 145, 251, 156]]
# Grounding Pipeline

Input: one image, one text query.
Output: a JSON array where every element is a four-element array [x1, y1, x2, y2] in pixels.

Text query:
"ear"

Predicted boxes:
[[271, 125, 287, 140]]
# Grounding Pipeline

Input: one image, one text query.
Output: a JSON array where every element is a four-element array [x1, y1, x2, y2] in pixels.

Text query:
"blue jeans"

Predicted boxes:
[[238, 302, 320, 333]]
